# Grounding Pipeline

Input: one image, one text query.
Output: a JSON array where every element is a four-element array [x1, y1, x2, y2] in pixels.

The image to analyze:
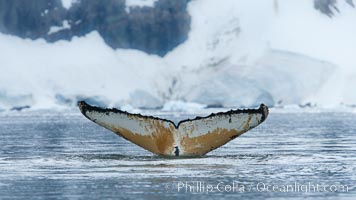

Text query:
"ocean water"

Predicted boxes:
[[0, 110, 355, 199]]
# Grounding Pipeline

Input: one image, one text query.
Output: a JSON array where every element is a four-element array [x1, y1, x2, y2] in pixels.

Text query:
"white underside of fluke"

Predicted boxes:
[[78, 101, 268, 156]]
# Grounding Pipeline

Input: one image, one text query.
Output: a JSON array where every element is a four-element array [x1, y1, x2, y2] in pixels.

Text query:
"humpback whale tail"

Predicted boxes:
[[78, 101, 268, 156]]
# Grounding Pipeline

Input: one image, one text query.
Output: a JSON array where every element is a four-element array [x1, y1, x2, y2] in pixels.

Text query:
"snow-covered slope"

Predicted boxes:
[[0, 32, 170, 110], [1, 0, 356, 110], [165, 0, 356, 107]]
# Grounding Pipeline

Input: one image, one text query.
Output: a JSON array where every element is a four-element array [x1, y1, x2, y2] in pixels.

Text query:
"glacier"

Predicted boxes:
[[1, 0, 356, 111]]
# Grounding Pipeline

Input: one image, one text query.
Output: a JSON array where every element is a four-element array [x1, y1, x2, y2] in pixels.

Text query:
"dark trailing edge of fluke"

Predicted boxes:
[[78, 101, 268, 129], [78, 101, 269, 156]]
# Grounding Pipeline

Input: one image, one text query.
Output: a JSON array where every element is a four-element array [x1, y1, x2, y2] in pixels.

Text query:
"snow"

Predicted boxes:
[[162, 101, 206, 112], [61, 0, 76, 9], [0, 32, 170, 110], [1, 0, 356, 111], [162, 0, 356, 108], [48, 20, 71, 35], [129, 89, 163, 109], [125, 0, 158, 7], [264, 0, 356, 107], [41, 9, 49, 17], [125, 0, 158, 13]]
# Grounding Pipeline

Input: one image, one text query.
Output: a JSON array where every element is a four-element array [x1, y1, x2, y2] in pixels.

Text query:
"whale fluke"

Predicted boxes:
[[78, 101, 268, 156]]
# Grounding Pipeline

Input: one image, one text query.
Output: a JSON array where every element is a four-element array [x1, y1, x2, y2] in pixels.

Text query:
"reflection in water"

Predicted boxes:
[[0, 111, 355, 199]]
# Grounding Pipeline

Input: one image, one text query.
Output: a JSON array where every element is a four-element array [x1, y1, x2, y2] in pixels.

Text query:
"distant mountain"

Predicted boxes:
[[0, 0, 353, 56], [0, 0, 356, 110], [0, 0, 191, 56]]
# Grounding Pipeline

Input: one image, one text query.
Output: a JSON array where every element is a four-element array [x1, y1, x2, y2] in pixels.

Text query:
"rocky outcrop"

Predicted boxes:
[[0, 0, 191, 56], [3, 0, 352, 56], [0, 0, 65, 39], [314, 0, 354, 17]]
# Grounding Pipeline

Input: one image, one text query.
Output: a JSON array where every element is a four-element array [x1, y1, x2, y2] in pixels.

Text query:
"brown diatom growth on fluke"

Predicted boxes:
[[78, 101, 268, 157]]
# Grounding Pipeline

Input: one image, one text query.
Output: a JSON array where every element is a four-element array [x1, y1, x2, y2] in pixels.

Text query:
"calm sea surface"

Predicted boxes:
[[0, 110, 355, 199]]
